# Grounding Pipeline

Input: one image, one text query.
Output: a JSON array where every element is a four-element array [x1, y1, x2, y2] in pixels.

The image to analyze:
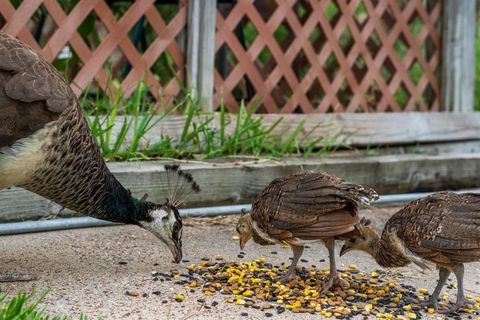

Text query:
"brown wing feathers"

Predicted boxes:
[[0, 32, 72, 148], [253, 171, 378, 241], [390, 192, 480, 266]]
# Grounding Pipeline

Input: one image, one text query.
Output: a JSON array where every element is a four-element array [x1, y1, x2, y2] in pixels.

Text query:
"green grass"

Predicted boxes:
[[81, 83, 345, 161], [0, 291, 86, 320], [475, 31, 480, 111]]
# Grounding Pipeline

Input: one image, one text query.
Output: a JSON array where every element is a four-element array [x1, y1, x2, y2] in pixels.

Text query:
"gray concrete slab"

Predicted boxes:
[[1, 205, 479, 319]]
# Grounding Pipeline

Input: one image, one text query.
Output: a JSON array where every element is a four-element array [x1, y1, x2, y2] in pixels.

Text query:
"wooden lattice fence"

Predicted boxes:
[[0, 0, 455, 113], [214, 0, 442, 113], [0, 0, 187, 103]]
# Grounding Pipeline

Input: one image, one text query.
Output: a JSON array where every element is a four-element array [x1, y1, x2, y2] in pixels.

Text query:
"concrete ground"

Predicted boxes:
[[1, 205, 480, 319]]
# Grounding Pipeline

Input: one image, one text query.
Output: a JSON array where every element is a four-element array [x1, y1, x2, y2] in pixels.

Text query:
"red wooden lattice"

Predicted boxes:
[[0, 0, 187, 105], [214, 0, 442, 113]]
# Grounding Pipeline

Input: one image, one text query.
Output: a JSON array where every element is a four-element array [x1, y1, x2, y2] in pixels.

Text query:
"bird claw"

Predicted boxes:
[[437, 300, 467, 314], [278, 273, 296, 283], [319, 274, 349, 294], [418, 298, 438, 311]]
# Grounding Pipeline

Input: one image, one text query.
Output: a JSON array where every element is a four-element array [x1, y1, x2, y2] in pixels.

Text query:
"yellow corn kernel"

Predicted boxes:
[[427, 308, 434, 314], [242, 290, 254, 297], [231, 235, 239, 240], [407, 313, 416, 319], [403, 305, 412, 311], [258, 257, 266, 263], [292, 301, 302, 308], [325, 312, 332, 317], [349, 264, 357, 269], [385, 313, 393, 319], [175, 294, 185, 301], [371, 271, 379, 278], [250, 278, 262, 284], [467, 294, 473, 299], [236, 299, 246, 305], [418, 288, 428, 294]]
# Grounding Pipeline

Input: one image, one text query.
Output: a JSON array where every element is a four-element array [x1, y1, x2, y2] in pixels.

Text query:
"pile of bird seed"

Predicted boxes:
[[156, 257, 450, 319]]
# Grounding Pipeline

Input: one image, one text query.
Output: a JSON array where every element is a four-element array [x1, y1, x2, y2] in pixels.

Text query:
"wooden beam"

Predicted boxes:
[[2, 154, 480, 222], [442, 0, 477, 112], [186, 0, 217, 110], [197, 0, 217, 111], [186, 0, 200, 98], [101, 112, 480, 149]]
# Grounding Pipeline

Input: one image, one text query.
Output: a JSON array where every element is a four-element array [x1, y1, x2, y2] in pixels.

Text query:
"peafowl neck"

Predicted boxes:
[[20, 104, 152, 223], [370, 233, 412, 268]]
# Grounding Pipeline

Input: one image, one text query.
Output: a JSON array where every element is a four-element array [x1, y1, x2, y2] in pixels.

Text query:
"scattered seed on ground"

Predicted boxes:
[[125, 291, 139, 297], [118, 261, 127, 265], [169, 257, 480, 318]]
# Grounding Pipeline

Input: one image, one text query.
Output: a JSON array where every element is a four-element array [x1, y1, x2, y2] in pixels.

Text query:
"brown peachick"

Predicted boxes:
[[236, 171, 378, 293], [0, 32, 199, 282], [340, 191, 480, 313]]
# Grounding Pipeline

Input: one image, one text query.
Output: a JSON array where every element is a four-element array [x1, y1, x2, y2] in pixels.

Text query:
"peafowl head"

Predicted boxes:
[[137, 165, 200, 263], [339, 217, 379, 257], [236, 210, 253, 250]]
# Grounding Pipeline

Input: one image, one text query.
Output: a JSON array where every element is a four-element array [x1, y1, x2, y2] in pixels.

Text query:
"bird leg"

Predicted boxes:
[[320, 238, 349, 294], [279, 244, 304, 283], [419, 267, 450, 311], [0, 274, 37, 282], [439, 264, 467, 314]]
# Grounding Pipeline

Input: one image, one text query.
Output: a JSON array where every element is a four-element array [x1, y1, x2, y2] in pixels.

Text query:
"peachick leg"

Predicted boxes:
[[279, 244, 304, 283], [440, 264, 467, 314], [419, 267, 450, 311], [321, 238, 348, 293]]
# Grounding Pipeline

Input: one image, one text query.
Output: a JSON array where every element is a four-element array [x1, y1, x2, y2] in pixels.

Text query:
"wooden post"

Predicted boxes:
[[186, 0, 217, 111], [441, 0, 477, 112]]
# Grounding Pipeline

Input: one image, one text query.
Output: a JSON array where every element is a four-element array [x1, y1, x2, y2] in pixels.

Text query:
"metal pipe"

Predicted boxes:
[[1, 189, 480, 236]]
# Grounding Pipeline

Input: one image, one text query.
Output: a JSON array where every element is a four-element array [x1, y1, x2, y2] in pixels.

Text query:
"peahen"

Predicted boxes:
[[0, 31, 199, 281]]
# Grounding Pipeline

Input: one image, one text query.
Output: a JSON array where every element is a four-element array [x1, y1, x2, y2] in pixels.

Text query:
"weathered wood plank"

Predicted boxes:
[[197, 0, 216, 111], [442, 0, 476, 112], [2, 153, 480, 222], [104, 112, 480, 149]]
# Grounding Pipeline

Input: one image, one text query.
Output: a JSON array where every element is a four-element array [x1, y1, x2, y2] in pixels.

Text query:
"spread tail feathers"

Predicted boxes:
[[165, 165, 200, 207]]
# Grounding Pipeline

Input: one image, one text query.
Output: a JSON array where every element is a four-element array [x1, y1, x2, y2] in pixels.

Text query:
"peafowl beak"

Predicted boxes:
[[168, 237, 182, 263], [339, 244, 350, 257]]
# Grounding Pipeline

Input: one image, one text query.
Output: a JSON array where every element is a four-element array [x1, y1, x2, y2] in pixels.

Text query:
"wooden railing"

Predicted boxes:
[[0, 1, 475, 113]]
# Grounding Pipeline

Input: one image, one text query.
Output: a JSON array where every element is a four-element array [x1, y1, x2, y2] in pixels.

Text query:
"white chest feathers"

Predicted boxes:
[[0, 123, 55, 189]]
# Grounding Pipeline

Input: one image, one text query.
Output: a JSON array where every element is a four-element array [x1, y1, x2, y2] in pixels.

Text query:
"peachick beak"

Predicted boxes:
[[239, 235, 247, 251], [339, 244, 349, 257]]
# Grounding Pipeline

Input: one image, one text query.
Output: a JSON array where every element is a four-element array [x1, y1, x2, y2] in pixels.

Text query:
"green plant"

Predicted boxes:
[[0, 291, 87, 320]]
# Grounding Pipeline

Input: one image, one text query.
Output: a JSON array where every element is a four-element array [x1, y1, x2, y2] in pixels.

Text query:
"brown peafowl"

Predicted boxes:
[[340, 191, 480, 313], [0, 31, 199, 282], [236, 171, 378, 293]]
